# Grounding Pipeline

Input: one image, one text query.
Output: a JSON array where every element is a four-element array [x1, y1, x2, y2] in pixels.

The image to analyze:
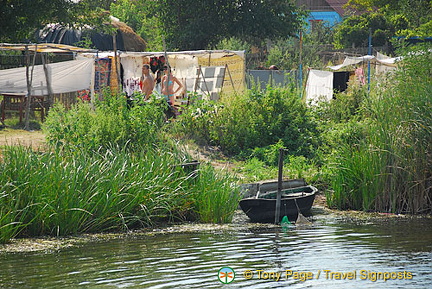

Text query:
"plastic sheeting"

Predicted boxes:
[[195, 66, 226, 100], [247, 70, 296, 90], [328, 54, 401, 71], [0, 59, 94, 95], [328, 55, 375, 70]]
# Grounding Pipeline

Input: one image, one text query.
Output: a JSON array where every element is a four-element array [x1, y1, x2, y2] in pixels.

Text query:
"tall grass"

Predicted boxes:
[[0, 90, 241, 243], [43, 91, 166, 152], [327, 47, 432, 213], [0, 145, 240, 242], [190, 165, 241, 223]]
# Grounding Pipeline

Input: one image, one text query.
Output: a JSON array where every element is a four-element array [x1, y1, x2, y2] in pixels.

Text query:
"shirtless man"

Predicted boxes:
[[141, 64, 154, 100]]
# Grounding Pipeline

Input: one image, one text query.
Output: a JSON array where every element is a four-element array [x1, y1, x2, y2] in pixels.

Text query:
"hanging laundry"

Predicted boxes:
[[355, 67, 366, 85], [305, 69, 333, 106], [123, 77, 142, 97], [333, 71, 350, 92]]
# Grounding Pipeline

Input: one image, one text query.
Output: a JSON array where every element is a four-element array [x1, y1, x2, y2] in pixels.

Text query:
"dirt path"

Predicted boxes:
[[0, 128, 46, 150]]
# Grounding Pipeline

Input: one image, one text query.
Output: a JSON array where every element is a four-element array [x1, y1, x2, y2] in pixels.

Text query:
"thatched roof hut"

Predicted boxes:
[[36, 16, 146, 52]]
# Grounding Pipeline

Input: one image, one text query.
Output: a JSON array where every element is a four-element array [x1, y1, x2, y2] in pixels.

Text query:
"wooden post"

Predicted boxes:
[[113, 32, 121, 91], [275, 148, 284, 224], [24, 45, 33, 130], [225, 64, 236, 93], [42, 52, 54, 110], [24, 45, 31, 128]]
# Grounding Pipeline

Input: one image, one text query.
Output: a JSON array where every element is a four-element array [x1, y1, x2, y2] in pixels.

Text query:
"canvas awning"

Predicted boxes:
[[0, 43, 97, 53]]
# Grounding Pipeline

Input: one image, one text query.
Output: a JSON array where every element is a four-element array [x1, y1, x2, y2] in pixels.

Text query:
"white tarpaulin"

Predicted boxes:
[[328, 54, 401, 71], [0, 58, 94, 95], [305, 69, 334, 106], [328, 55, 375, 70]]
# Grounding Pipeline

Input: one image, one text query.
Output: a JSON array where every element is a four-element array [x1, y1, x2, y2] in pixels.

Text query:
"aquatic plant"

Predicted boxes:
[[0, 88, 241, 243], [0, 144, 239, 243], [190, 165, 241, 224], [327, 47, 432, 214]]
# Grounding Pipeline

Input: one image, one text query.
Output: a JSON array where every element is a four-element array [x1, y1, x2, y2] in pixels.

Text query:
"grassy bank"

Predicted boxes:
[[325, 47, 432, 214], [170, 45, 432, 215], [0, 92, 240, 244]]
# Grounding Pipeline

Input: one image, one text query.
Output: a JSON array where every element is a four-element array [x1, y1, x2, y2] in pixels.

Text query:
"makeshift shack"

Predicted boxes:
[[99, 50, 246, 104], [305, 52, 401, 105], [1, 45, 246, 123], [0, 43, 97, 124]]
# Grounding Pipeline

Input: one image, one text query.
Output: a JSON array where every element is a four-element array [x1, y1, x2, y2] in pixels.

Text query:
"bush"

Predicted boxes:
[[175, 86, 318, 157], [0, 90, 242, 243], [43, 90, 167, 151]]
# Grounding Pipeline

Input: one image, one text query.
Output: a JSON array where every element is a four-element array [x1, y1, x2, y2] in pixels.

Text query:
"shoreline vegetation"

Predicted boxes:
[[2, 206, 431, 253], [1, 46, 431, 246]]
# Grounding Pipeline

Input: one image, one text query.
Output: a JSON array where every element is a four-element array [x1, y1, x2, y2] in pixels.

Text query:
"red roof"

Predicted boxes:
[[325, 0, 349, 16]]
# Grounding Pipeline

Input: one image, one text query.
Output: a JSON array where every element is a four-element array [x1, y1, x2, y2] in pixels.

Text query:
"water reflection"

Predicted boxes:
[[1, 217, 431, 288]]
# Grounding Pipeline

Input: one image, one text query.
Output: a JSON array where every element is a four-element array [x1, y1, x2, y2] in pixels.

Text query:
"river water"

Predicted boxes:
[[1, 211, 431, 288]]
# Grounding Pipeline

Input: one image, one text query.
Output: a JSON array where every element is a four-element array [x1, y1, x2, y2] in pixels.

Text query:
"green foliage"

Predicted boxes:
[[1, 90, 242, 243], [0, 145, 238, 241], [175, 86, 318, 157], [265, 22, 334, 70], [144, 0, 305, 51], [43, 90, 166, 151], [326, 47, 432, 213], [234, 157, 278, 183], [250, 140, 286, 166], [213, 37, 252, 52], [340, 0, 432, 49], [0, 0, 112, 42], [0, 0, 74, 42], [190, 165, 241, 223], [333, 12, 392, 49]]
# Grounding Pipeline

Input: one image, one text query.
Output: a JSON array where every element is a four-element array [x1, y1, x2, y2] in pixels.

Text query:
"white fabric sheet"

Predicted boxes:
[[0, 59, 93, 95], [328, 55, 375, 70], [305, 69, 334, 106]]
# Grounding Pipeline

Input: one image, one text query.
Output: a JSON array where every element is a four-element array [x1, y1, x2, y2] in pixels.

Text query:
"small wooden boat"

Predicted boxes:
[[239, 179, 317, 223]]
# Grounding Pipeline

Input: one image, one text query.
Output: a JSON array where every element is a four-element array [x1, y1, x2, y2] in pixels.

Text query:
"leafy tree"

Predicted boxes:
[[333, 12, 392, 48], [110, 0, 165, 51], [145, 0, 306, 51], [0, 0, 75, 42], [265, 21, 334, 70], [345, 0, 432, 38], [0, 0, 112, 43]]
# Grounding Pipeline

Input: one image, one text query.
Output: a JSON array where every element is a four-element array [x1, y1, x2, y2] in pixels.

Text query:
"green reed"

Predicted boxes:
[[327, 47, 432, 213], [0, 143, 238, 243], [189, 165, 241, 223]]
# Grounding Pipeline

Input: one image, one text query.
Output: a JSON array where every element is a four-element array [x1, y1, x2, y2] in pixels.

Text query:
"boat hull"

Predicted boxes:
[[239, 186, 317, 223]]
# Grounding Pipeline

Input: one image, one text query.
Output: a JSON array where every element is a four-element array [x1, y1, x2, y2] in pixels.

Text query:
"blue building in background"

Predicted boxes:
[[297, 0, 352, 30], [306, 11, 342, 29]]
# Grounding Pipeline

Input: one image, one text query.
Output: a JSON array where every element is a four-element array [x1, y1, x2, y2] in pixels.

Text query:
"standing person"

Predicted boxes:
[[141, 64, 154, 100], [161, 65, 184, 107]]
